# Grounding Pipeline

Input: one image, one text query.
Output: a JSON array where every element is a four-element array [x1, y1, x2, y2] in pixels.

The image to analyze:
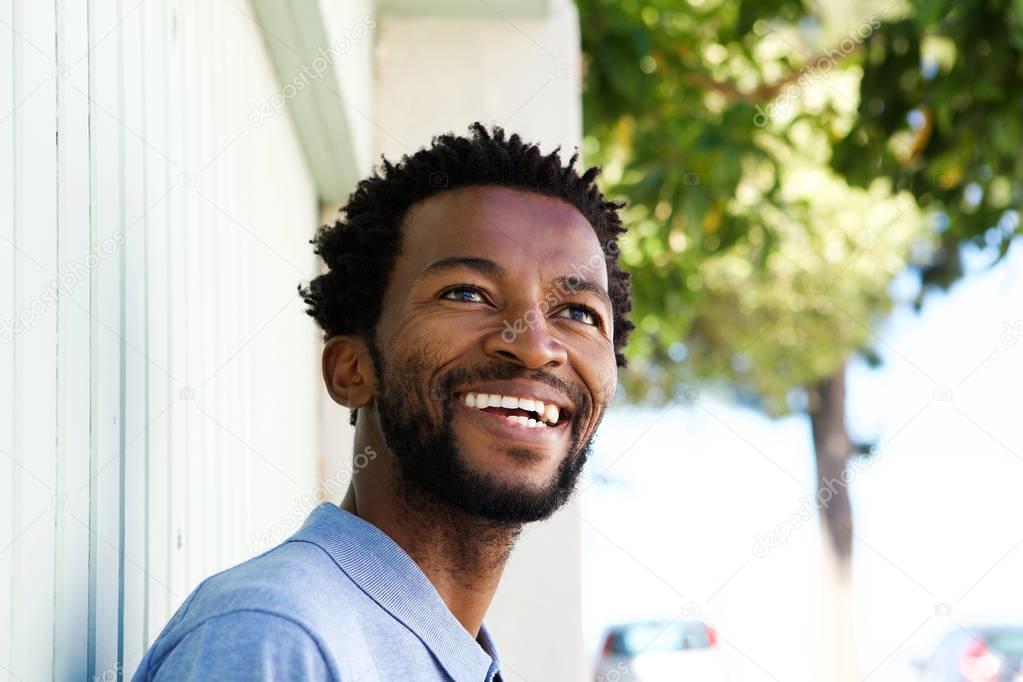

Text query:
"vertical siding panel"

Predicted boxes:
[[236, 8, 253, 565], [165, 0, 188, 611], [120, 0, 147, 672], [1, 2, 334, 676], [54, 0, 94, 678], [188, 0, 204, 583], [200, 0, 215, 571], [222, 0, 241, 566], [141, 0, 173, 643], [0, 0, 16, 674], [210, 0, 227, 566], [237, 4, 318, 550], [10, 0, 58, 679], [88, 0, 124, 676], [180, 0, 205, 590], [198, 1, 221, 575], [84, 0, 96, 671]]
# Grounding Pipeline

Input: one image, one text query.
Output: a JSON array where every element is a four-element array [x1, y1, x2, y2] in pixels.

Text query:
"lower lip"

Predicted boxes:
[[454, 399, 570, 445]]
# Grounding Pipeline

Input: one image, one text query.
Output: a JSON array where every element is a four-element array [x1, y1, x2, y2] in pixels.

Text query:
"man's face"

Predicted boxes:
[[370, 185, 619, 523]]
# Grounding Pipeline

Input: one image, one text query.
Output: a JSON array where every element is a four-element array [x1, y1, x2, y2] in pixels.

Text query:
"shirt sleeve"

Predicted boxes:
[[149, 610, 334, 681]]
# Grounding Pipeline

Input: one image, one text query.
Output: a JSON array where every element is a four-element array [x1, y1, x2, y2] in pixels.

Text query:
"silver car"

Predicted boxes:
[[914, 624, 1023, 681], [594, 619, 726, 682]]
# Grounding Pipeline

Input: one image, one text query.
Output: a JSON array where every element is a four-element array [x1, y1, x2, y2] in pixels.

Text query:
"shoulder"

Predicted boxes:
[[135, 610, 334, 681], [134, 540, 363, 681], [189, 539, 356, 617]]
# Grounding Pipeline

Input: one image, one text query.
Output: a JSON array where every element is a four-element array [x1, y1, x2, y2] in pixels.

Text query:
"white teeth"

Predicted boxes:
[[517, 417, 547, 429], [461, 391, 562, 425]]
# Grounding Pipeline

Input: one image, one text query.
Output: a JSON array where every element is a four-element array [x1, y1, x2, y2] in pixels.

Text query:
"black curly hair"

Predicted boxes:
[[298, 121, 634, 426]]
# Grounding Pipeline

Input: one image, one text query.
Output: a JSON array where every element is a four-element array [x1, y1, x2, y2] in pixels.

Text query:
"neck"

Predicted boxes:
[[339, 442, 521, 638]]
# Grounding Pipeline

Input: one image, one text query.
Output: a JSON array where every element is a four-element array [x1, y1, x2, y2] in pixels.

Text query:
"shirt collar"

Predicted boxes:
[[476, 620, 502, 679], [287, 502, 503, 682]]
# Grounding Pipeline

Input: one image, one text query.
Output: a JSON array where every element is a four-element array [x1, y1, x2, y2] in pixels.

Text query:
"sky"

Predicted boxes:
[[580, 240, 1023, 681]]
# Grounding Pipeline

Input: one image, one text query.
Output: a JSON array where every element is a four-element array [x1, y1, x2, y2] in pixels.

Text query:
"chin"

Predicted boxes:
[[463, 442, 566, 483], [448, 448, 585, 524]]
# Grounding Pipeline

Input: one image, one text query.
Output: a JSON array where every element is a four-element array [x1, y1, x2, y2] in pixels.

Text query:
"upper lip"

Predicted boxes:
[[455, 380, 574, 418]]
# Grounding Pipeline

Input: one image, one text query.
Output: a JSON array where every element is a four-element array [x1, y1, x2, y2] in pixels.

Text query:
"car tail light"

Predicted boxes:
[[601, 635, 614, 656], [959, 639, 1002, 682], [706, 625, 718, 648]]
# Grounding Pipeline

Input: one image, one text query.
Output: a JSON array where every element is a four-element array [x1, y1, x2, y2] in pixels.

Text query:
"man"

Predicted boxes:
[[132, 122, 634, 681]]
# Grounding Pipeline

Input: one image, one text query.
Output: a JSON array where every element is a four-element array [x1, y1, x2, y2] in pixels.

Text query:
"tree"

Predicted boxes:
[[576, 0, 1021, 680], [832, 0, 1023, 297]]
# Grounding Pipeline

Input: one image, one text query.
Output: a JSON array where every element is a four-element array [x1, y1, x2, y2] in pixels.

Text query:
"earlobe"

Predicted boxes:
[[322, 336, 373, 409]]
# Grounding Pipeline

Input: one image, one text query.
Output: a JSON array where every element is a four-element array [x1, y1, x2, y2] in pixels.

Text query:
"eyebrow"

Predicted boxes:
[[549, 275, 613, 312], [416, 256, 506, 281], [416, 256, 613, 312]]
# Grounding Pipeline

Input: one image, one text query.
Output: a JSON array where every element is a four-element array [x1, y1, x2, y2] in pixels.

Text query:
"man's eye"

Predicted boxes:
[[441, 285, 486, 304], [556, 304, 599, 326]]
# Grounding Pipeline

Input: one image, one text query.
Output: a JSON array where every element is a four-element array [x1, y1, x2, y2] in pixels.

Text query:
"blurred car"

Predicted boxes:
[[913, 624, 1023, 681], [594, 619, 726, 682]]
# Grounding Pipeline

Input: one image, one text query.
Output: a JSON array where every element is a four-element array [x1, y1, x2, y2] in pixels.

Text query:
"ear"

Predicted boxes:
[[322, 335, 375, 409]]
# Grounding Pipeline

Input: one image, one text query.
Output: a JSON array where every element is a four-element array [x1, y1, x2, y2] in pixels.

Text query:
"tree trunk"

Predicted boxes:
[[808, 360, 860, 682]]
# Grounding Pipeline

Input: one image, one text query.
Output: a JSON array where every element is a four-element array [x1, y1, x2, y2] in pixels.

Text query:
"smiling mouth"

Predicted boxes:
[[455, 391, 571, 429]]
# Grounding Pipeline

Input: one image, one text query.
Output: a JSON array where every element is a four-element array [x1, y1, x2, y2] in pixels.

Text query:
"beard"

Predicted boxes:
[[366, 335, 600, 525]]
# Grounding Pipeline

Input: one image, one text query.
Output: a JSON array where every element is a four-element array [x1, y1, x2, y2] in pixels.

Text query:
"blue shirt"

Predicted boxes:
[[132, 502, 504, 681]]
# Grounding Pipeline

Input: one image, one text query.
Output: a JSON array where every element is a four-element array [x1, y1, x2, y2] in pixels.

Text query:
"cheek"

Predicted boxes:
[[575, 343, 618, 389], [600, 368, 618, 396], [592, 360, 620, 412], [570, 353, 617, 422], [595, 375, 617, 412], [386, 322, 472, 391]]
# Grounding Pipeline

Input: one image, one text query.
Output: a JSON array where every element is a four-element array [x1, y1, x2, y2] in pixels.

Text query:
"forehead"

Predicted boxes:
[[394, 185, 607, 286]]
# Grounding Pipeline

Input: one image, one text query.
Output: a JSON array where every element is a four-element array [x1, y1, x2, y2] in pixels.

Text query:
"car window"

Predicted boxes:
[[617, 622, 711, 654], [987, 629, 1023, 658]]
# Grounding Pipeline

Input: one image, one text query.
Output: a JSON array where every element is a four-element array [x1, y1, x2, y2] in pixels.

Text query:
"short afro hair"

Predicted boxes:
[[299, 121, 635, 426]]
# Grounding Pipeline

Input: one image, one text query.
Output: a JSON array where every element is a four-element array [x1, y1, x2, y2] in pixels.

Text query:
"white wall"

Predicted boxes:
[[317, 0, 377, 179], [372, 2, 587, 680], [1, 1, 324, 679], [314, 0, 374, 501]]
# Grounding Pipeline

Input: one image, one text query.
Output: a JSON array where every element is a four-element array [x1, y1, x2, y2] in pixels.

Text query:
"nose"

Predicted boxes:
[[482, 303, 568, 369]]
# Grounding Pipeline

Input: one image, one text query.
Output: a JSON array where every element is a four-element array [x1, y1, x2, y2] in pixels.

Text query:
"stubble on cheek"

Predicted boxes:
[[383, 329, 450, 409]]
